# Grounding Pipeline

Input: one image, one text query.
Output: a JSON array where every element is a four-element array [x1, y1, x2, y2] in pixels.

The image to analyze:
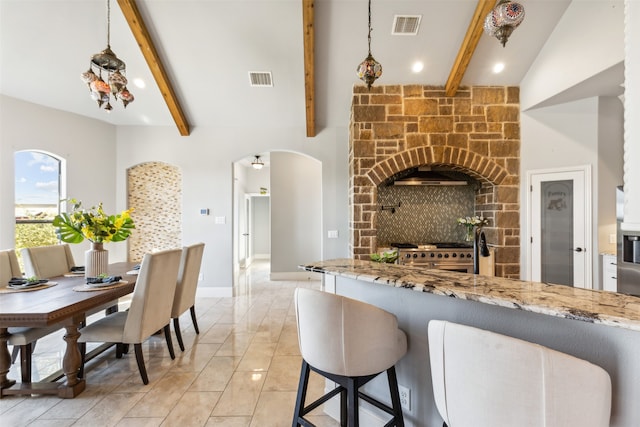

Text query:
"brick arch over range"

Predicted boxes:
[[364, 146, 509, 187]]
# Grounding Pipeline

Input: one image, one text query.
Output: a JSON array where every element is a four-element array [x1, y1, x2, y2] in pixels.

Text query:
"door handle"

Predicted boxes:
[[573, 247, 585, 252]]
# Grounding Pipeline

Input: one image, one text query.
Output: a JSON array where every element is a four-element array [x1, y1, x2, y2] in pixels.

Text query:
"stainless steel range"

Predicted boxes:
[[391, 242, 474, 273]]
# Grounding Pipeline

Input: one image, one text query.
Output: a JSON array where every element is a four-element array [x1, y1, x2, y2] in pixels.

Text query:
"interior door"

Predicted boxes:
[[529, 167, 592, 288]]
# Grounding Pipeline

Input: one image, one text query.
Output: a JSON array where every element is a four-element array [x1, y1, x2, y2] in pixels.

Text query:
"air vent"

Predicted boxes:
[[392, 15, 421, 35], [249, 71, 273, 87]]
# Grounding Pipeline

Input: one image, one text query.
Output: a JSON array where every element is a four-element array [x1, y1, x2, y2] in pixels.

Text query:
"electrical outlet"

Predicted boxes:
[[398, 384, 410, 411]]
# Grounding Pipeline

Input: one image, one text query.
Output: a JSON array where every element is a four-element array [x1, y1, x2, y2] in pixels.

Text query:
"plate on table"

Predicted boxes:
[[8, 279, 49, 289]]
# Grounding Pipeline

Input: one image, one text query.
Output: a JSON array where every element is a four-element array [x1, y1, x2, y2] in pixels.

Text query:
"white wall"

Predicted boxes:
[[0, 95, 121, 264], [115, 126, 349, 294], [270, 151, 322, 278], [252, 196, 270, 257], [520, 0, 624, 111]]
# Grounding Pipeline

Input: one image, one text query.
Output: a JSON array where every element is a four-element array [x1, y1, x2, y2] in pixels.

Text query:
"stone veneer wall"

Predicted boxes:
[[127, 162, 182, 263], [350, 85, 521, 278]]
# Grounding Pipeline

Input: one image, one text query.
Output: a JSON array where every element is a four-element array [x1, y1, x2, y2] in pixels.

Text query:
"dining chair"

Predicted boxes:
[[427, 320, 612, 427], [171, 242, 205, 351], [78, 248, 182, 385], [21, 243, 77, 278], [1, 248, 63, 382], [293, 288, 407, 427]]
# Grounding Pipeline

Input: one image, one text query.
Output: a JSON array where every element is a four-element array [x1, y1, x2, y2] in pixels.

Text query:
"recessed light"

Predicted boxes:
[[133, 78, 146, 89], [412, 61, 424, 73], [493, 63, 505, 74]]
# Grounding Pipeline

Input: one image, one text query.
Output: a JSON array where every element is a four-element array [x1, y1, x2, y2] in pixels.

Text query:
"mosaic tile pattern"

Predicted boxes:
[[377, 185, 475, 244], [127, 162, 182, 262]]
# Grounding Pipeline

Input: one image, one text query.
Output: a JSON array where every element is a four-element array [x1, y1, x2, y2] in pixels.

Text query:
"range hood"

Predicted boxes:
[[392, 167, 469, 186]]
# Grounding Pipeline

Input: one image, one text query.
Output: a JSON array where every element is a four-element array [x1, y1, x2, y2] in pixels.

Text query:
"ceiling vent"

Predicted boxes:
[[249, 71, 273, 87], [391, 15, 421, 35]]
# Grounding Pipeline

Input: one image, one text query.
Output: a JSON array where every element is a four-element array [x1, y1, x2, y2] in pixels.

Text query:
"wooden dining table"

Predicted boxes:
[[0, 262, 138, 398]]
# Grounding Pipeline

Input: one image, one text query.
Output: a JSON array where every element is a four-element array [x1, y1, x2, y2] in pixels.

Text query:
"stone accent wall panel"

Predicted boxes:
[[127, 162, 182, 263]]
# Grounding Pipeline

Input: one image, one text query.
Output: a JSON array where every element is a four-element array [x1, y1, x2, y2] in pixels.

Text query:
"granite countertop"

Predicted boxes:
[[301, 259, 640, 333]]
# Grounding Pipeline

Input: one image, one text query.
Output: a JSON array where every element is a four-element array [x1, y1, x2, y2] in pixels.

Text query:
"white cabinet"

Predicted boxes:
[[601, 254, 617, 292]]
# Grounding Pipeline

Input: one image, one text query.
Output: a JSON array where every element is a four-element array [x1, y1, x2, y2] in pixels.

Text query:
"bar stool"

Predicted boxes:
[[293, 288, 407, 427], [428, 320, 612, 427]]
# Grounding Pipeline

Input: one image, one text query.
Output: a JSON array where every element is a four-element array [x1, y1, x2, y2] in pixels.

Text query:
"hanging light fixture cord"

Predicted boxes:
[[106, 0, 111, 48], [367, 0, 372, 56]]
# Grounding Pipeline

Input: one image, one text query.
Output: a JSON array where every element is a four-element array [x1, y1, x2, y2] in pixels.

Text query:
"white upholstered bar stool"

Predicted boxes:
[[293, 288, 407, 427], [171, 242, 205, 351], [428, 320, 612, 427], [1, 248, 63, 382]]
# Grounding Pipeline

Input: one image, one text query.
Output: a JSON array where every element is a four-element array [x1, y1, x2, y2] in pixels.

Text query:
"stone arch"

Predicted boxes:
[[127, 161, 182, 262]]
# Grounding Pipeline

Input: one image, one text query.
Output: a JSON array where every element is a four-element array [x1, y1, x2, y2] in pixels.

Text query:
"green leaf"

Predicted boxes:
[[52, 212, 85, 244]]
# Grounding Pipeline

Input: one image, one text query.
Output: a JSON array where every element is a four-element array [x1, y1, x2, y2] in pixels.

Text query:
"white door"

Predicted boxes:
[[529, 166, 592, 288]]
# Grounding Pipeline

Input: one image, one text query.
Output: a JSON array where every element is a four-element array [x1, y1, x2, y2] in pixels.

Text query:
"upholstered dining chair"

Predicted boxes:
[[293, 288, 407, 427], [1, 248, 63, 382], [427, 320, 612, 427], [171, 242, 205, 351], [21, 243, 77, 278], [78, 248, 182, 385]]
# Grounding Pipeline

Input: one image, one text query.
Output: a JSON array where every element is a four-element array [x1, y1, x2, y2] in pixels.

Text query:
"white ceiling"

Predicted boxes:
[[1, 0, 622, 135]]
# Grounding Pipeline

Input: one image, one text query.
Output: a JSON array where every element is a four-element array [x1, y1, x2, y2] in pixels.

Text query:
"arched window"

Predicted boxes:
[[14, 151, 62, 263]]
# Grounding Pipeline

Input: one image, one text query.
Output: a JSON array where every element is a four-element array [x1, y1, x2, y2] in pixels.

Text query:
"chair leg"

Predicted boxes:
[[163, 324, 175, 359], [20, 343, 33, 383], [133, 343, 149, 385], [115, 343, 124, 358], [386, 366, 404, 427], [173, 317, 185, 352], [292, 360, 311, 427], [11, 346, 20, 364], [189, 305, 200, 334], [346, 377, 358, 427]]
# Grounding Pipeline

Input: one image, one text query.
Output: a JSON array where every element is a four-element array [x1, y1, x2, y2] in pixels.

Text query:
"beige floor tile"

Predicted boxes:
[[248, 391, 296, 427], [189, 356, 242, 392], [215, 332, 254, 357], [204, 416, 251, 427], [126, 371, 198, 418], [27, 419, 77, 427], [116, 418, 164, 427], [262, 355, 302, 392], [171, 343, 221, 373], [73, 392, 145, 427], [160, 391, 221, 427], [0, 395, 61, 427], [211, 371, 266, 416]]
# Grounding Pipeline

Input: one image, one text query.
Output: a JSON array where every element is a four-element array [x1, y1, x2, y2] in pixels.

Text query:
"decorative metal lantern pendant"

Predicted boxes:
[[356, 0, 382, 89], [483, 0, 525, 47]]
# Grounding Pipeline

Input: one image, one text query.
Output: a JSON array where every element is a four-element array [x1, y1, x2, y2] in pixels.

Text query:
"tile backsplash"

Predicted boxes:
[[377, 185, 475, 245]]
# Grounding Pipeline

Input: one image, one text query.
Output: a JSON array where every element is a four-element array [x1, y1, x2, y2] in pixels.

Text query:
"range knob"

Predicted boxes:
[[437, 253, 443, 258], [412, 253, 418, 258], [405, 253, 411, 258], [430, 253, 435, 258], [466, 253, 472, 258], [444, 253, 449, 258], [421, 253, 426, 258], [452, 253, 457, 258], [460, 253, 465, 258]]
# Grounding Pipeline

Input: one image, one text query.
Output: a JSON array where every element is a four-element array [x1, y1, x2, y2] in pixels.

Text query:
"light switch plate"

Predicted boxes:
[[215, 216, 226, 224]]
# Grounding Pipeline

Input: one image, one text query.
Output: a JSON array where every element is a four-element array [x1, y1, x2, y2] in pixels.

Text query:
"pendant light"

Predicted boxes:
[[483, 0, 525, 47], [80, 0, 134, 111], [251, 155, 264, 170], [356, 0, 382, 89]]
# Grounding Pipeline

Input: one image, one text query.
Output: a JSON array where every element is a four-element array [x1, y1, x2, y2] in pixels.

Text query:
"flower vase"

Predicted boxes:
[[465, 227, 475, 242], [85, 242, 108, 278]]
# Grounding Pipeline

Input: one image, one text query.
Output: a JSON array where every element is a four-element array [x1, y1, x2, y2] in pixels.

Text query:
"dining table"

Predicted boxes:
[[0, 261, 138, 398]]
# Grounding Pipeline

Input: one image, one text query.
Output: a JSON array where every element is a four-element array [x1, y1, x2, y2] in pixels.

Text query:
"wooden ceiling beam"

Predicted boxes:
[[302, 0, 316, 137], [118, 0, 190, 136], [445, 0, 495, 97]]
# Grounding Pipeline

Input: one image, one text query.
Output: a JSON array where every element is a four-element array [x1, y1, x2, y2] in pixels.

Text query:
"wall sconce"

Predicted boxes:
[[251, 155, 264, 170]]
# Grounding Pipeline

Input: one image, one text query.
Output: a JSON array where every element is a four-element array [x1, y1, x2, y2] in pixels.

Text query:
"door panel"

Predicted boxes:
[[530, 167, 591, 288]]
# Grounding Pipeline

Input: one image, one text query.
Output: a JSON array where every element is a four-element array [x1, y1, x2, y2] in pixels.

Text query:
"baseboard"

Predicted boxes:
[[269, 271, 323, 281], [196, 286, 233, 298]]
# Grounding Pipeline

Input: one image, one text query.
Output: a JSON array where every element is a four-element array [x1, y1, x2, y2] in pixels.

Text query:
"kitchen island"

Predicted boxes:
[[301, 259, 640, 427]]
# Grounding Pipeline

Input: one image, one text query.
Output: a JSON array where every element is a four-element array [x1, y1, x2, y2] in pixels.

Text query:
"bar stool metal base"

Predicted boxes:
[[292, 359, 404, 427]]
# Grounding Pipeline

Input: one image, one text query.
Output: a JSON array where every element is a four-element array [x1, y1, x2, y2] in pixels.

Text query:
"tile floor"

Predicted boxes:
[[1, 261, 340, 427]]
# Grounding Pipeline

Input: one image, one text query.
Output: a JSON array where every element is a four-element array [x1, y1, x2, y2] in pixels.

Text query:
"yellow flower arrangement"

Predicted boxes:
[[53, 199, 135, 244]]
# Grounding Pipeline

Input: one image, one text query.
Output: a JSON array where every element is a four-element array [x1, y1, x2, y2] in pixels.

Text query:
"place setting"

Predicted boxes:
[[63, 266, 86, 277], [1, 276, 58, 293], [73, 274, 128, 292]]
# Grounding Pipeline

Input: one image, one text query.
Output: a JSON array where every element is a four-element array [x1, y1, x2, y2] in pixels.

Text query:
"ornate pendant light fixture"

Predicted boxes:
[[483, 0, 525, 47], [251, 155, 264, 170], [80, 0, 134, 111], [356, 0, 382, 89]]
